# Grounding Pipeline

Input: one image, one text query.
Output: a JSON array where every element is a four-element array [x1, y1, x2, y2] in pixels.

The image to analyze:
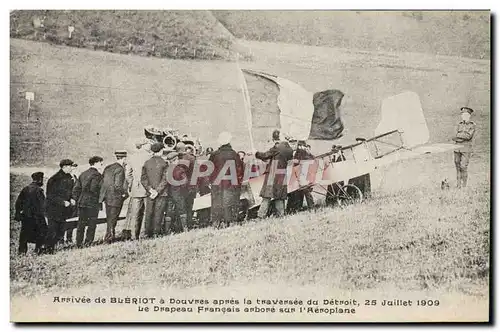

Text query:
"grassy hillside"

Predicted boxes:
[[10, 10, 250, 61], [214, 11, 490, 59], [10, 177, 489, 298]]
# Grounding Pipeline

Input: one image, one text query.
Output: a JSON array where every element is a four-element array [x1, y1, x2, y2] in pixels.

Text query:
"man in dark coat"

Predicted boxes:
[[141, 142, 169, 238], [14, 172, 47, 255], [72, 156, 104, 248], [99, 150, 128, 243], [255, 130, 294, 218], [46, 159, 77, 253], [209, 132, 244, 228]]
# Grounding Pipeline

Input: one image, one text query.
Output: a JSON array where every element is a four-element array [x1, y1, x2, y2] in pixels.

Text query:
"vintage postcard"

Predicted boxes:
[[9, 10, 490, 322]]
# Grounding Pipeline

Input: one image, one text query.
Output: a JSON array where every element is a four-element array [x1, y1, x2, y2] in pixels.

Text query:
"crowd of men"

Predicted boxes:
[[14, 129, 316, 255], [14, 106, 475, 255]]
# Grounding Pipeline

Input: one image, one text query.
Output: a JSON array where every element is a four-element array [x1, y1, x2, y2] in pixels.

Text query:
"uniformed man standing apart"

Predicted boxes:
[[15, 172, 47, 255], [255, 130, 294, 218], [73, 156, 104, 248], [100, 150, 129, 243], [209, 132, 245, 228], [452, 107, 476, 188], [141, 142, 169, 238], [126, 140, 151, 240], [46, 159, 77, 253]]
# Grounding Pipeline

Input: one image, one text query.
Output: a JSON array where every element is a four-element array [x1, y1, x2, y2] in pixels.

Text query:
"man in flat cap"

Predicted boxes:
[[99, 150, 129, 243], [46, 159, 77, 253], [14, 172, 47, 255], [141, 142, 169, 238], [125, 140, 152, 240], [73, 156, 104, 248], [209, 132, 245, 228], [452, 107, 476, 188]]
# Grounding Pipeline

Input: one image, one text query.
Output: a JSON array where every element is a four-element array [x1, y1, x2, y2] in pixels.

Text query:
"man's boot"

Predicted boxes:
[[179, 214, 188, 232]]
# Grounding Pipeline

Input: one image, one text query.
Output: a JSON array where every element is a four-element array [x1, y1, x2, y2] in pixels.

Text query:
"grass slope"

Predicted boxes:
[[10, 10, 249, 61], [214, 11, 490, 59], [10, 178, 489, 298]]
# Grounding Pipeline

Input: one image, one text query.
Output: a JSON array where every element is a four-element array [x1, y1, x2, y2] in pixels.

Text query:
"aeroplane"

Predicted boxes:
[[65, 69, 460, 230], [191, 69, 459, 212]]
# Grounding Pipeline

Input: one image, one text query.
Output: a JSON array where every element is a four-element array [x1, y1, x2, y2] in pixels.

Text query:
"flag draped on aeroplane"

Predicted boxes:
[[240, 69, 345, 149]]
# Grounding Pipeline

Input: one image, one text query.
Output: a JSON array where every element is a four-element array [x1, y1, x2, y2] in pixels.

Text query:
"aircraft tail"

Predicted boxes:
[[375, 91, 430, 148]]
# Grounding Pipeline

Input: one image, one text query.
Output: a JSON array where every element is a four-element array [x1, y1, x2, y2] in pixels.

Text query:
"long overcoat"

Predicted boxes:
[[255, 141, 294, 200]]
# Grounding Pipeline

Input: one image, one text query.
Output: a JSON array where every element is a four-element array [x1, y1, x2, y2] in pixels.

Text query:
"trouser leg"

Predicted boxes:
[[18, 222, 28, 255], [460, 152, 471, 188], [47, 217, 65, 251], [185, 190, 196, 229], [164, 197, 173, 235], [454, 151, 462, 188], [304, 189, 314, 208], [274, 199, 285, 217], [258, 197, 271, 219], [223, 187, 241, 226], [76, 208, 87, 248], [239, 199, 249, 222], [35, 231, 45, 254], [210, 186, 224, 227], [84, 208, 99, 246], [46, 217, 57, 250], [105, 204, 122, 242], [65, 229, 73, 242], [127, 197, 145, 239], [143, 197, 156, 238], [55, 222, 65, 246], [105, 204, 113, 242], [153, 196, 168, 236], [171, 191, 187, 232]]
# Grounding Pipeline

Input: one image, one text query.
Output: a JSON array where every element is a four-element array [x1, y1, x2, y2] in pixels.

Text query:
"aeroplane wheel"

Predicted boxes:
[[337, 184, 363, 206]]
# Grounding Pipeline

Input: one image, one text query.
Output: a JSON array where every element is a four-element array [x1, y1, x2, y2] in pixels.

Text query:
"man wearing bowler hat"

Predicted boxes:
[[14, 172, 47, 255], [100, 150, 129, 243], [452, 106, 476, 188]]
